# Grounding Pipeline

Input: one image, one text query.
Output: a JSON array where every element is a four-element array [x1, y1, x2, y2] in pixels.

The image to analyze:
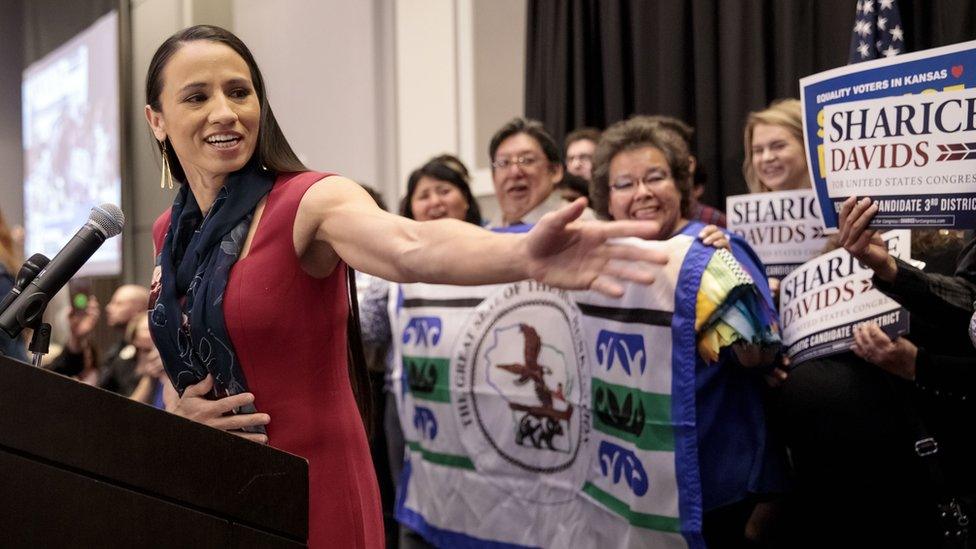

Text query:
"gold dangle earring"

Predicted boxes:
[[159, 140, 174, 189]]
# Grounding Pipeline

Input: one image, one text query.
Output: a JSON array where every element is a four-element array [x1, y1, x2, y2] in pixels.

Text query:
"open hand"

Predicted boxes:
[[170, 375, 270, 444], [523, 198, 670, 297], [838, 196, 897, 281], [851, 323, 917, 380]]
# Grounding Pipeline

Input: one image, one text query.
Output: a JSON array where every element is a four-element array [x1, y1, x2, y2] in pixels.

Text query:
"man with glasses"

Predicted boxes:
[[563, 127, 601, 182], [487, 117, 593, 228]]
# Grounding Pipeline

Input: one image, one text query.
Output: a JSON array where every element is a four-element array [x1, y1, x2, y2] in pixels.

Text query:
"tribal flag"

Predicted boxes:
[[388, 233, 777, 548], [849, 0, 905, 63]]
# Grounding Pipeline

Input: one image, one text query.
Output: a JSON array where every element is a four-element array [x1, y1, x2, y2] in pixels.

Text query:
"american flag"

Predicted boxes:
[[848, 0, 905, 63]]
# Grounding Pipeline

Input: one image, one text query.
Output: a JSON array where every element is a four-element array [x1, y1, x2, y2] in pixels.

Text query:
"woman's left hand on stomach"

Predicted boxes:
[[171, 374, 271, 444]]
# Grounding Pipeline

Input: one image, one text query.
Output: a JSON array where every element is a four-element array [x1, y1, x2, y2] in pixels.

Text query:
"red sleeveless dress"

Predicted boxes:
[[152, 172, 383, 548]]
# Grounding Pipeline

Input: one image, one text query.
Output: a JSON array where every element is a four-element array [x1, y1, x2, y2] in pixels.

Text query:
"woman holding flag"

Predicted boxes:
[[591, 115, 788, 546]]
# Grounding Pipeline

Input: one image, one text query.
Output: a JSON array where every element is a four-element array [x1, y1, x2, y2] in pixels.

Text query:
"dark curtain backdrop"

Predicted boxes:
[[525, 0, 976, 208]]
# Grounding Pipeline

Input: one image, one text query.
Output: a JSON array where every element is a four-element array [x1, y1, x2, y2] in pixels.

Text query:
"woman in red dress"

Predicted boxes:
[[143, 25, 668, 548]]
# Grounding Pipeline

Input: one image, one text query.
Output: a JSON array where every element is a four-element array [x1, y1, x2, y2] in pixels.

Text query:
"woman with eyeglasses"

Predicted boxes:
[[591, 115, 787, 547]]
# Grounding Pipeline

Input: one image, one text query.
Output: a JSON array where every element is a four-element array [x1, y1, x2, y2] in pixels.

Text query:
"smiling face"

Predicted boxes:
[[410, 176, 470, 222], [144, 40, 260, 185], [750, 123, 809, 191], [607, 146, 686, 239], [491, 132, 562, 224]]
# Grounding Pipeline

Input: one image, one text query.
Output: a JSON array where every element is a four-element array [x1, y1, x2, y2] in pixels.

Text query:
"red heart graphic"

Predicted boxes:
[[952, 65, 964, 78]]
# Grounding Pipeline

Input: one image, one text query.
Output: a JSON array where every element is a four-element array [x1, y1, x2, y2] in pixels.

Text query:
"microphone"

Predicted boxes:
[[0, 253, 51, 315], [0, 204, 124, 338]]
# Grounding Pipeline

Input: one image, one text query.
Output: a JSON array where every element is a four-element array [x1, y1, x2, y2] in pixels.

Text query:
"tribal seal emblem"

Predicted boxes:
[[454, 280, 591, 504]]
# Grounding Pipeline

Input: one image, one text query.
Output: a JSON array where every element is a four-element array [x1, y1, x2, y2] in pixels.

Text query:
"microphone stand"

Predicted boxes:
[[0, 253, 52, 367], [27, 319, 52, 368]]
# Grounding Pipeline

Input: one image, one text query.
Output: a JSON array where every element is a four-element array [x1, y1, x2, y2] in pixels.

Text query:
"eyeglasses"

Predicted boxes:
[[491, 155, 541, 170], [566, 153, 593, 164], [609, 171, 673, 194]]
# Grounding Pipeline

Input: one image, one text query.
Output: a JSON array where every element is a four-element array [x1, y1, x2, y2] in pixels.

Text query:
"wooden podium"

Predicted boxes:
[[0, 354, 308, 547]]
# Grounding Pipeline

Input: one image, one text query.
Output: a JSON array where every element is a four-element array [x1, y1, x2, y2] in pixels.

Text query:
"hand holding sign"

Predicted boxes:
[[838, 196, 898, 282], [851, 322, 918, 380], [779, 228, 910, 364], [801, 40, 976, 229]]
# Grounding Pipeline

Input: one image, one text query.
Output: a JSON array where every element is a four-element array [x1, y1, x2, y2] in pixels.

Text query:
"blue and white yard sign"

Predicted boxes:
[[800, 40, 976, 229]]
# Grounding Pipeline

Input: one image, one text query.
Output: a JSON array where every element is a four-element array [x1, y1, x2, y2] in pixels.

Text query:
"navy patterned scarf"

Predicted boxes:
[[150, 162, 274, 432]]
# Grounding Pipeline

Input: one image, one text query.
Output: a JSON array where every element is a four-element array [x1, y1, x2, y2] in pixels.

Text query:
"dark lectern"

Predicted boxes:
[[0, 354, 308, 547]]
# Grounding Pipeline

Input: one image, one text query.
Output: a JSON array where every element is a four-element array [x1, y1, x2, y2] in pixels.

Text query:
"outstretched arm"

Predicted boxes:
[[297, 176, 669, 296]]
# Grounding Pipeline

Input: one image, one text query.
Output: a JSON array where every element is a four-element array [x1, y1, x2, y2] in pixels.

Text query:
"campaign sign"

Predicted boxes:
[[824, 89, 976, 227], [779, 230, 910, 365], [726, 189, 829, 277], [800, 40, 976, 229]]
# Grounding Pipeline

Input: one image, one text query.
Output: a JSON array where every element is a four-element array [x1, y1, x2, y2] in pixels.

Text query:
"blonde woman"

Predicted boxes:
[[741, 98, 812, 304], [743, 99, 810, 194]]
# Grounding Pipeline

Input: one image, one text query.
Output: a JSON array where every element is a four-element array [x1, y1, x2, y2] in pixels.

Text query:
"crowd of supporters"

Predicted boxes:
[[1, 98, 972, 549]]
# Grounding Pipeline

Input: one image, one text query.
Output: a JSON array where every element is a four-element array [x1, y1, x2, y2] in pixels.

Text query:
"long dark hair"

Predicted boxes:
[[145, 26, 377, 431], [401, 156, 482, 225], [145, 25, 307, 183]]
